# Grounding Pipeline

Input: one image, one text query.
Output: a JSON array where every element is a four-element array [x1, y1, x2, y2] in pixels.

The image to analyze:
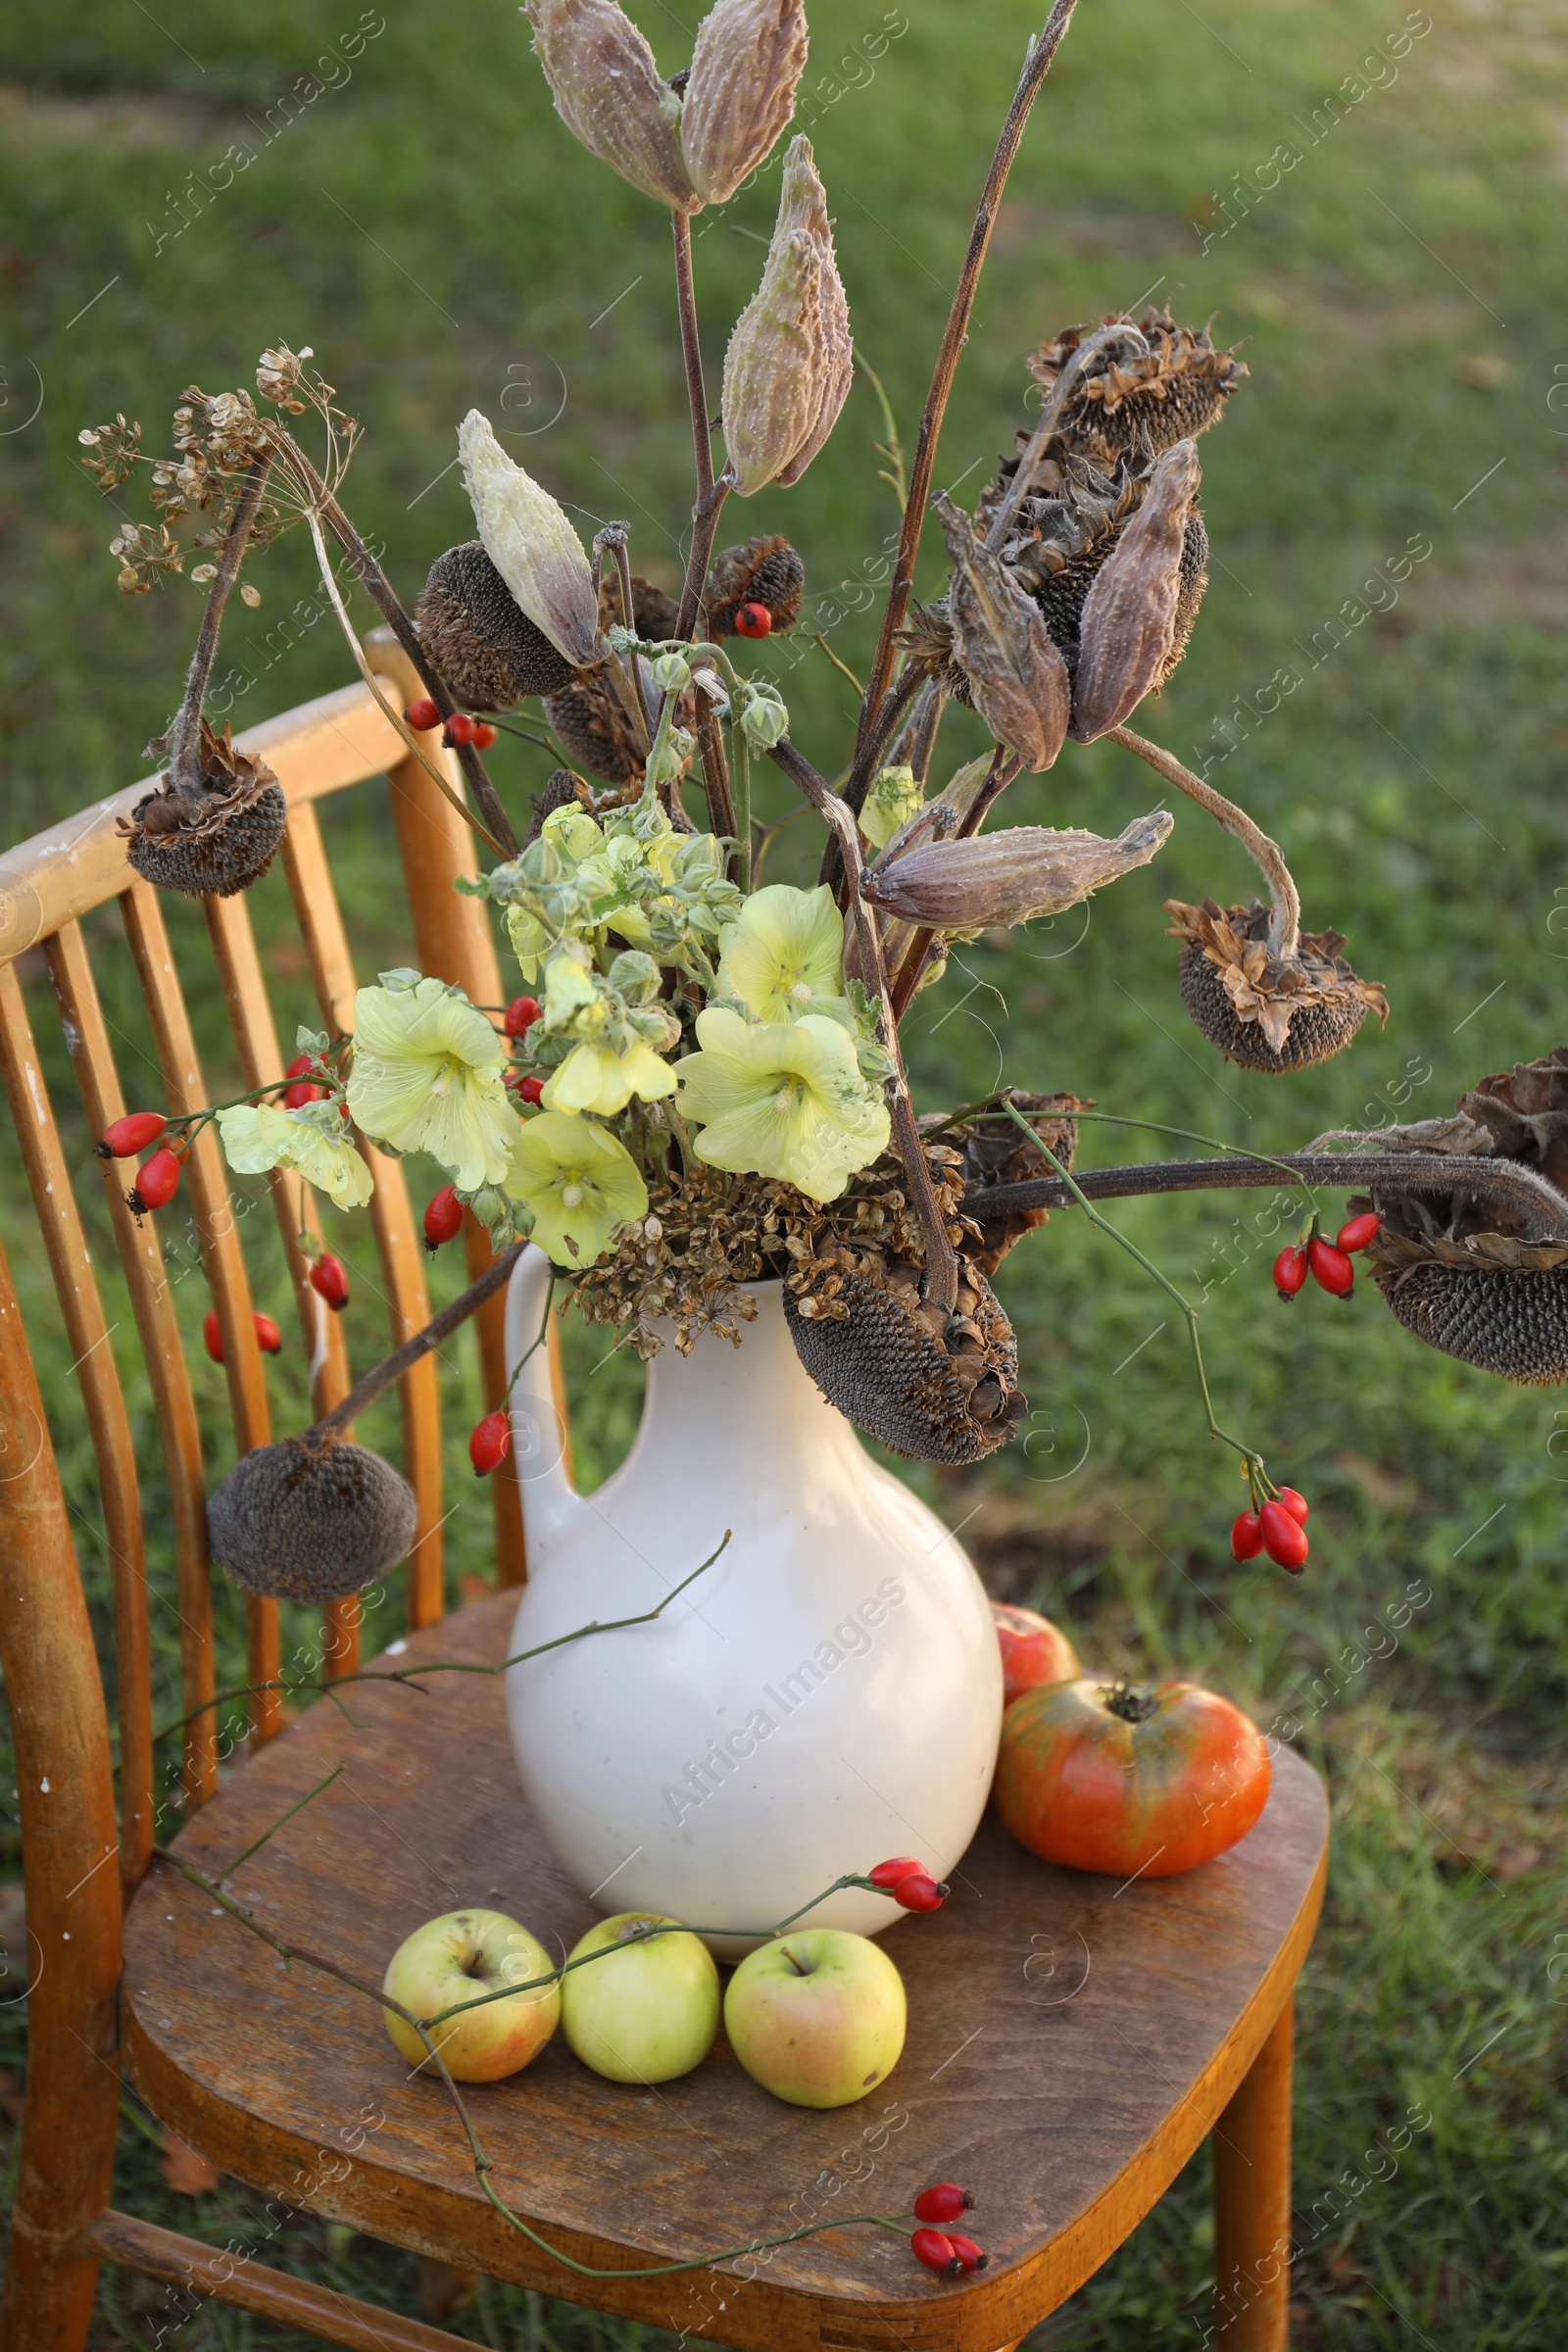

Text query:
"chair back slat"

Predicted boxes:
[[43, 919, 219, 1809], [120, 879, 283, 1744], [279, 799, 445, 1628], [0, 961, 155, 1887], [202, 890, 363, 1680]]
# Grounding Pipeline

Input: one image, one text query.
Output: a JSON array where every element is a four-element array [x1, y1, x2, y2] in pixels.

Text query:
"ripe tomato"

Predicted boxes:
[[991, 1601, 1080, 1712], [993, 1677, 1270, 1879]]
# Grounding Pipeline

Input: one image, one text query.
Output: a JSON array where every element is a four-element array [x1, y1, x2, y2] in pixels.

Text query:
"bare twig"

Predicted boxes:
[[671, 211, 734, 640], [856, 0, 1080, 759], [169, 454, 272, 792], [315, 1244, 526, 1439]]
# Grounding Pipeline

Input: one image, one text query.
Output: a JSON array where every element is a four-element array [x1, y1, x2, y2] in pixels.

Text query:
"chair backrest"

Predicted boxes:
[[0, 628, 538, 1906]]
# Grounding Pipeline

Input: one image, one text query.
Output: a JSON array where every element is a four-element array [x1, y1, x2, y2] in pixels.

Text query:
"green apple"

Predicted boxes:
[[382, 1908, 559, 2082], [561, 1911, 720, 2084], [723, 1928, 906, 2108]]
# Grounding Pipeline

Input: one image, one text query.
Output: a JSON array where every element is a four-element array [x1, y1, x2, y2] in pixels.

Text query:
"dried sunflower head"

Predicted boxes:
[[1027, 306, 1247, 465], [947, 1091, 1087, 1277], [207, 1433, 417, 1598], [121, 719, 286, 899], [707, 534, 805, 636], [1165, 899, 1388, 1072], [416, 539, 579, 709]]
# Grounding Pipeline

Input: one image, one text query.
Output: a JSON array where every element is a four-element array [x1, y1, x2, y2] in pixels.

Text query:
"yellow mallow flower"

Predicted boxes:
[[503, 1111, 648, 1267], [860, 761, 925, 851], [541, 1039, 677, 1117], [714, 883, 848, 1023], [674, 1005, 890, 1201], [216, 1101, 374, 1212], [345, 976, 515, 1193]]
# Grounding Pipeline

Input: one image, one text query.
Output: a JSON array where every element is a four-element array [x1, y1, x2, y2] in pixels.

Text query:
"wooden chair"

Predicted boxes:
[[0, 646, 1327, 2352]]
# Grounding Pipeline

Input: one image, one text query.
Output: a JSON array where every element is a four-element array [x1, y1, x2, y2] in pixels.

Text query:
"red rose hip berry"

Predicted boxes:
[[503, 996, 541, 1038], [423, 1184, 465, 1251], [912, 2183, 974, 2225], [945, 2233, 988, 2273], [469, 1409, 511, 1476], [405, 698, 441, 732], [443, 712, 478, 747], [1230, 1509, 1263, 1561], [1275, 1487, 1309, 1526], [1273, 1246, 1308, 1299], [514, 1074, 545, 1105], [910, 2229, 960, 2276], [310, 1253, 350, 1311], [470, 721, 498, 750], [202, 1309, 282, 1361], [734, 601, 772, 639], [1259, 1498, 1309, 1573], [1336, 1211, 1380, 1253], [1307, 1237, 1354, 1298], [130, 1147, 181, 1212], [892, 1872, 948, 1913], [282, 1052, 325, 1108], [99, 1111, 167, 1159]]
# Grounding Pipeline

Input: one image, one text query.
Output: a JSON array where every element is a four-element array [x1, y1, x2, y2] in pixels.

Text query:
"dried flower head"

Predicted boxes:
[[706, 534, 805, 635], [1166, 899, 1388, 1071], [120, 720, 287, 897], [722, 137, 852, 495], [1028, 307, 1247, 464], [78, 415, 142, 495], [523, 0, 698, 209], [416, 540, 579, 709], [681, 0, 808, 205], [256, 342, 314, 413], [208, 1434, 417, 1599]]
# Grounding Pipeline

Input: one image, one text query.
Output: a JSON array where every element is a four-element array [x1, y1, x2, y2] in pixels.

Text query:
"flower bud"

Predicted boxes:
[[722, 137, 852, 495], [459, 411, 600, 667], [1072, 439, 1201, 743], [523, 0, 698, 210], [737, 687, 789, 747], [860, 810, 1173, 931], [681, 0, 808, 206], [651, 651, 693, 692]]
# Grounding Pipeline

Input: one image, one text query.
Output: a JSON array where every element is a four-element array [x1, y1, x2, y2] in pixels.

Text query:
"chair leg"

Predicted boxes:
[[1212, 1993, 1294, 2351]]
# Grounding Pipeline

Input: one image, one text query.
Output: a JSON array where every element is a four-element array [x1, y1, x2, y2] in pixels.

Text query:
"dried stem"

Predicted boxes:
[[1108, 724, 1300, 959], [964, 1152, 1568, 1242], [768, 737, 959, 1315], [671, 210, 733, 640], [856, 0, 1080, 757], [169, 454, 272, 793], [271, 431, 520, 858], [314, 1243, 526, 1440]]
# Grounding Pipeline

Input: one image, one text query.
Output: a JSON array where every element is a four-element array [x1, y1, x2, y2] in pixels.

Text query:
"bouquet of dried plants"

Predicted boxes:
[[79, 0, 1568, 1597]]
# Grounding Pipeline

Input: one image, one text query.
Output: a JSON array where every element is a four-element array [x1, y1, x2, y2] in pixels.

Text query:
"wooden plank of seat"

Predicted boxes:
[[122, 1591, 1327, 2352], [367, 626, 527, 1588], [0, 1230, 122, 2351], [203, 888, 362, 1677], [121, 878, 282, 1742], [45, 919, 219, 1807], [0, 680, 406, 964], [280, 801, 444, 1628], [0, 961, 154, 1886]]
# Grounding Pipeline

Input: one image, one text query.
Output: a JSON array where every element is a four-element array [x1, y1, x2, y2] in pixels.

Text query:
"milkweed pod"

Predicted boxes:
[[522, 0, 698, 210], [459, 412, 601, 668], [934, 493, 1069, 773], [682, 0, 808, 205], [860, 810, 1174, 931], [722, 137, 852, 495], [1071, 439, 1201, 742]]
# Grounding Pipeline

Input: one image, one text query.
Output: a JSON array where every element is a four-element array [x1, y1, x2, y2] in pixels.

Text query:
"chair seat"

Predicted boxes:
[[123, 1591, 1327, 2352]]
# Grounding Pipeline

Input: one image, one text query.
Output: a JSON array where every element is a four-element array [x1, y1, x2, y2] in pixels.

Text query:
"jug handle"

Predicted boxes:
[[503, 1242, 580, 1547]]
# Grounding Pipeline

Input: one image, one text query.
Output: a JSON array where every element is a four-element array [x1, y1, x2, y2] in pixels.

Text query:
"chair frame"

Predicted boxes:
[[0, 651, 1309, 2352]]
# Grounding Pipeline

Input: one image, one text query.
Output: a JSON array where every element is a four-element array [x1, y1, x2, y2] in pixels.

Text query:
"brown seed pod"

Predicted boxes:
[[416, 540, 578, 709], [1368, 1237, 1568, 1386], [526, 766, 594, 842], [863, 810, 1172, 931], [953, 1092, 1087, 1277], [207, 1432, 418, 1600], [707, 534, 805, 635], [121, 719, 286, 899], [1167, 899, 1388, 1072], [933, 491, 1069, 772], [784, 1253, 1026, 1465], [1071, 440, 1201, 742], [1027, 307, 1247, 464]]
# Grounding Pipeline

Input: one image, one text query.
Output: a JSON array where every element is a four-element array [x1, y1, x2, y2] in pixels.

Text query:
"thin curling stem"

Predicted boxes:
[[768, 737, 960, 1315], [856, 0, 1081, 758], [1108, 724, 1301, 959], [1002, 1105, 1265, 1482], [169, 453, 272, 793]]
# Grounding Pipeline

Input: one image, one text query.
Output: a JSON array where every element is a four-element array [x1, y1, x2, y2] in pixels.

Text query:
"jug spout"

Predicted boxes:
[[503, 1243, 581, 1554]]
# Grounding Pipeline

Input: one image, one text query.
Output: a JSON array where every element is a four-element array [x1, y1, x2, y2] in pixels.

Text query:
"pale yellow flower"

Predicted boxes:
[[715, 883, 847, 1023], [502, 1111, 648, 1267], [860, 761, 924, 851], [346, 978, 515, 1193], [540, 1038, 677, 1116], [674, 1004, 890, 1201], [216, 1102, 374, 1212]]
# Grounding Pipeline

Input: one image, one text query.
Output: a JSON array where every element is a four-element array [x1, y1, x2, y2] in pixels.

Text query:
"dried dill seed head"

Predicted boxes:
[[707, 535, 805, 636], [416, 540, 579, 709], [121, 719, 286, 899], [1028, 308, 1247, 465], [207, 1433, 417, 1599], [1361, 1051, 1568, 1383], [1166, 900, 1388, 1073]]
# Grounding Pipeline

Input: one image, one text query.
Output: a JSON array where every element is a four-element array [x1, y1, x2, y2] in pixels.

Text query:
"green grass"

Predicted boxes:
[[2, 0, 1567, 2343]]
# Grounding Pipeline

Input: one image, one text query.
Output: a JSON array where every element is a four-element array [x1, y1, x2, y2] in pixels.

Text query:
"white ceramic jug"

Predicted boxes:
[[503, 1247, 1003, 1955]]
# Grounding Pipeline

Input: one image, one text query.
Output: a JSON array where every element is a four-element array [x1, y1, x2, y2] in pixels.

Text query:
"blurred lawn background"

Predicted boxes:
[[1, 0, 1566, 2343]]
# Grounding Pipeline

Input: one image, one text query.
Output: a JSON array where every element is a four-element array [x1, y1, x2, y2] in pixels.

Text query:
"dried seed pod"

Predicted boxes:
[[722, 137, 852, 495], [784, 1256, 1026, 1464], [544, 670, 650, 786], [1457, 1050, 1568, 1195], [459, 410, 601, 667], [523, 0, 698, 209], [1028, 307, 1247, 464], [600, 570, 681, 641], [1368, 1233, 1568, 1385], [416, 540, 578, 709], [207, 1433, 418, 1600], [955, 1091, 1087, 1277], [1166, 899, 1389, 1071], [707, 534, 805, 635], [863, 810, 1172, 931], [682, 0, 808, 205], [121, 719, 286, 899], [526, 767, 593, 841], [1071, 440, 1201, 742], [932, 492, 1069, 772]]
